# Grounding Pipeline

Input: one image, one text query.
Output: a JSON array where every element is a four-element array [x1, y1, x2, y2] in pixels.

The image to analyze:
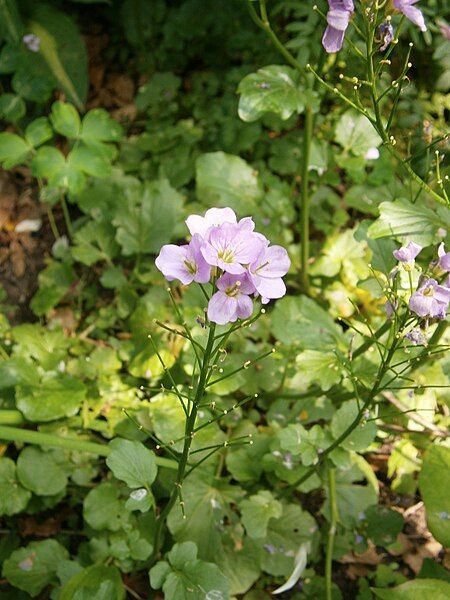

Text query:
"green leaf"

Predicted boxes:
[[69, 144, 112, 178], [25, 117, 53, 147], [83, 482, 125, 531], [237, 65, 305, 122], [419, 445, 450, 547], [196, 151, 262, 214], [271, 295, 346, 350], [30, 261, 75, 316], [17, 447, 68, 496], [0, 93, 25, 122], [106, 438, 157, 489], [0, 457, 31, 516], [149, 541, 230, 600], [368, 199, 450, 246], [240, 491, 282, 539], [295, 350, 342, 391], [0, 0, 24, 43], [60, 564, 125, 600], [80, 108, 123, 143], [365, 505, 404, 547], [113, 179, 184, 255], [0, 132, 30, 168], [335, 110, 381, 156], [50, 101, 81, 138], [16, 372, 86, 422], [12, 67, 54, 103], [12, 323, 69, 370], [31, 146, 66, 178], [331, 400, 377, 452], [372, 579, 450, 599], [255, 504, 317, 576], [28, 5, 88, 108], [2, 539, 68, 597], [72, 221, 119, 266]]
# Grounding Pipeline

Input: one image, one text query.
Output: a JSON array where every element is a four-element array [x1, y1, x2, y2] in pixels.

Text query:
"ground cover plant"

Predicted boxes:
[[0, 0, 449, 598]]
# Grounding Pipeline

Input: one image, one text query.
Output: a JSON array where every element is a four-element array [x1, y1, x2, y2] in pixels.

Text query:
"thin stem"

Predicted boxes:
[[0, 425, 176, 469], [300, 106, 313, 292], [150, 322, 217, 564], [60, 195, 74, 237], [325, 467, 338, 600], [46, 205, 61, 240]]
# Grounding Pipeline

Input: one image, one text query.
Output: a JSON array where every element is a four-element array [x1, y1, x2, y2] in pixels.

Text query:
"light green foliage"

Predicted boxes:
[[17, 447, 68, 496], [0, 457, 31, 515], [419, 445, 450, 547], [60, 564, 125, 600], [106, 438, 157, 489], [238, 65, 307, 122], [335, 111, 381, 156], [372, 579, 450, 599], [149, 541, 230, 600], [240, 490, 283, 538]]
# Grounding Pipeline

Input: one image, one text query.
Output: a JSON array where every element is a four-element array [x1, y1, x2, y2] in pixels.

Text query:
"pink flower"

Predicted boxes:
[[185, 207, 237, 239], [248, 245, 290, 304], [322, 0, 354, 53], [201, 220, 265, 275], [409, 278, 450, 319], [438, 243, 450, 272], [207, 273, 255, 325], [155, 234, 211, 285], [393, 241, 422, 269], [393, 0, 427, 32]]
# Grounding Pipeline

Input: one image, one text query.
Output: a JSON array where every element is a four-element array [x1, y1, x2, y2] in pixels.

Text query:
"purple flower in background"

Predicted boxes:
[[322, 0, 354, 53], [155, 234, 211, 285], [409, 278, 450, 319], [185, 207, 237, 239], [393, 0, 427, 32], [22, 34, 40, 52], [438, 21, 450, 41], [384, 300, 397, 319], [438, 243, 450, 272], [405, 329, 427, 345], [201, 221, 264, 274], [207, 273, 255, 325], [379, 22, 395, 51], [248, 245, 290, 304], [393, 241, 422, 268]]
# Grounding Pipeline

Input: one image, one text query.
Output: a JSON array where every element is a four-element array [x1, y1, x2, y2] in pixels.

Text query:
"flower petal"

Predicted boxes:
[[155, 245, 193, 285], [207, 292, 237, 325]]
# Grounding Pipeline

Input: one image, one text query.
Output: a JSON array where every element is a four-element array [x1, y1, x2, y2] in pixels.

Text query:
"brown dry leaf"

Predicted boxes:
[[20, 516, 60, 538], [50, 307, 78, 333], [403, 538, 442, 574], [346, 564, 370, 580], [10, 240, 25, 278], [340, 542, 382, 565], [387, 532, 414, 557], [108, 74, 135, 105], [111, 103, 137, 122]]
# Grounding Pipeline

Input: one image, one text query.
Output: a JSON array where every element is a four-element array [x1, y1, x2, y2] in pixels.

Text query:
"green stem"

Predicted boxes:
[[300, 106, 313, 292], [46, 205, 61, 240], [150, 322, 217, 563], [60, 194, 74, 237], [325, 467, 338, 600], [0, 410, 24, 425], [0, 426, 177, 469]]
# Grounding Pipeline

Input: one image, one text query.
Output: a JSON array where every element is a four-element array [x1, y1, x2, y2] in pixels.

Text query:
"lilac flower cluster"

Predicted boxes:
[[155, 208, 290, 325], [321, 0, 426, 54], [392, 241, 450, 320]]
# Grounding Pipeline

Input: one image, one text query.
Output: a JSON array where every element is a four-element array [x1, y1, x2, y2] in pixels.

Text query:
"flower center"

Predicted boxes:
[[218, 248, 235, 263], [254, 260, 270, 274], [225, 281, 241, 297], [183, 259, 197, 275], [423, 286, 434, 297]]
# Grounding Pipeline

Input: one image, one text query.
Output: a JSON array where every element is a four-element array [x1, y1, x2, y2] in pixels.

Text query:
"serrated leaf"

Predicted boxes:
[[237, 65, 305, 122]]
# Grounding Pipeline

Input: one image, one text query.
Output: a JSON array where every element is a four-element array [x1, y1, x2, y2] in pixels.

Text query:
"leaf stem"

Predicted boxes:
[[325, 467, 338, 600]]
